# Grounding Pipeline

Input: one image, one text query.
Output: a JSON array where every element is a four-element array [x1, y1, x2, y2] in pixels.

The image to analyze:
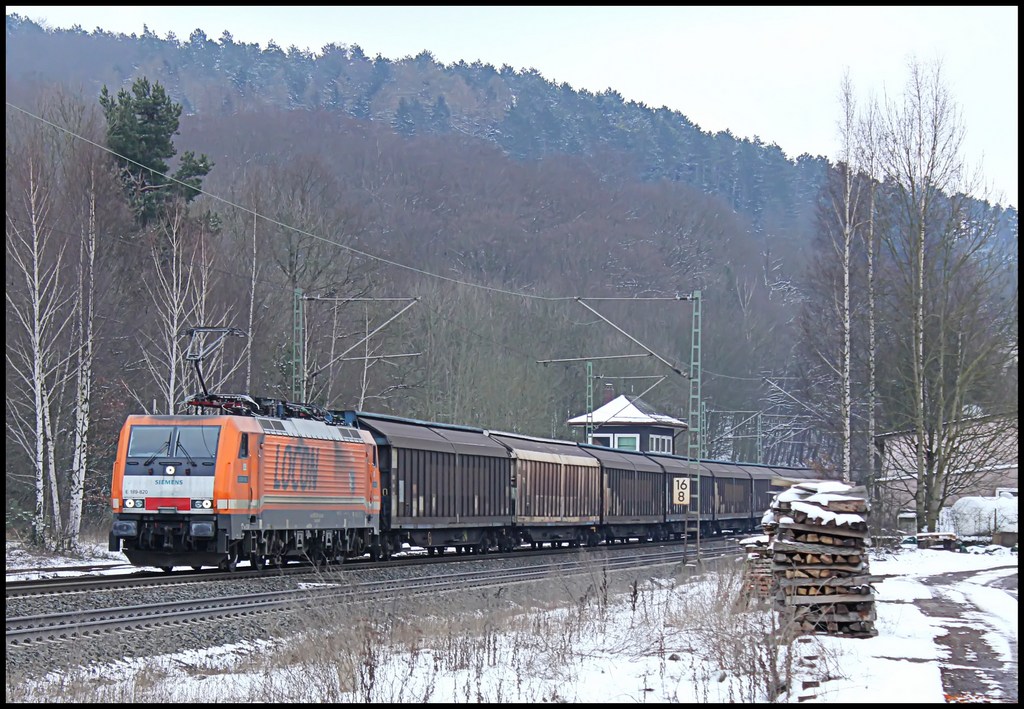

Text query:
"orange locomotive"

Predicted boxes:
[[109, 396, 382, 571]]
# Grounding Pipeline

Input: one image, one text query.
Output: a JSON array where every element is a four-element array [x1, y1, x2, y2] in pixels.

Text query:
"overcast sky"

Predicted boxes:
[[8, 6, 1018, 209]]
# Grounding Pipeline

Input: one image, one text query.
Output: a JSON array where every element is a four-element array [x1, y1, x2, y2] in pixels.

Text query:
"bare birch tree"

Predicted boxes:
[[5, 118, 74, 547], [875, 58, 1015, 531], [856, 95, 881, 503], [133, 204, 207, 413], [832, 73, 859, 481]]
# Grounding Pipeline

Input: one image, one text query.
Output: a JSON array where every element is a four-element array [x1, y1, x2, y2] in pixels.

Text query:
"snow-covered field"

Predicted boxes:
[[5, 540, 1017, 703]]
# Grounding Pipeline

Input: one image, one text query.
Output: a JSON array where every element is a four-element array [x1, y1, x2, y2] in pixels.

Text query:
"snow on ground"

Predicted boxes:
[[5, 540, 1018, 703]]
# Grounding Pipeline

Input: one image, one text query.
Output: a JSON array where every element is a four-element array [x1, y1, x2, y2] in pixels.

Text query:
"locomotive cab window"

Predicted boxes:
[[125, 425, 221, 465], [127, 426, 174, 458], [176, 426, 221, 459]]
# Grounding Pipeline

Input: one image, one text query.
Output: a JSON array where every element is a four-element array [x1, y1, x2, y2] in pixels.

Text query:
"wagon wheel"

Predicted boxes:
[[160, 566, 174, 573], [250, 554, 266, 571], [221, 548, 239, 572]]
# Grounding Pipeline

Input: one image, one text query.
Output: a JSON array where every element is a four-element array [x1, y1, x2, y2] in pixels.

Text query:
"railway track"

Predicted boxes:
[[6, 536, 741, 598], [6, 540, 741, 647]]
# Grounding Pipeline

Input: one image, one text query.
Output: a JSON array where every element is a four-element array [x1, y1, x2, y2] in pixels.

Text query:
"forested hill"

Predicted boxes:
[[5, 13, 831, 239], [5, 13, 1018, 473]]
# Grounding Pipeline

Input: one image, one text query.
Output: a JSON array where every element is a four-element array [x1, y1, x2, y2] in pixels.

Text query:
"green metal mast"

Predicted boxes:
[[586, 360, 594, 443], [687, 290, 703, 556], [292, 288, 304, 402]]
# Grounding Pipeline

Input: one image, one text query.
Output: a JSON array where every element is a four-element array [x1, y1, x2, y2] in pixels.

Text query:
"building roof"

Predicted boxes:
[[566, 394, 688, 429]]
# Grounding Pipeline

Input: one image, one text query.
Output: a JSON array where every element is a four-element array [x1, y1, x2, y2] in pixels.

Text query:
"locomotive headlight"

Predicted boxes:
[[192, 498, 213, 509], [125, 499, 135, 508], [202, 499, 212, 509]]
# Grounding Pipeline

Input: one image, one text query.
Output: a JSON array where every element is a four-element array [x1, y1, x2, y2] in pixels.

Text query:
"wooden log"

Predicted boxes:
[[778, 575, 883, 588], [781, 593, 879, 605], [773, 539, 870, 556], [824, 499, 868, 513], [792, 609, 877, 623]]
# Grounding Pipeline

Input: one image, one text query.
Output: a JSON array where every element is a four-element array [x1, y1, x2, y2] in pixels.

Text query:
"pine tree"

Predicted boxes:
[[99, 77, 213, 225]]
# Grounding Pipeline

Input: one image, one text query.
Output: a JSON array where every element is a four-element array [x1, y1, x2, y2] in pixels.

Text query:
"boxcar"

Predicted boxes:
[[488, 431, 601, 546], [351, 413, 515, 555], [580, 444, 665, 542], [704, 460, 753, 534], [736, 463, 778, 529], [643, 452, 706, 538]]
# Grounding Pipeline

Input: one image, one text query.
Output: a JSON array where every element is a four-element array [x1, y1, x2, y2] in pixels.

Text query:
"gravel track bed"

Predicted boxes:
[[6, 547, 691, 680], [6, 563, 427, 677]]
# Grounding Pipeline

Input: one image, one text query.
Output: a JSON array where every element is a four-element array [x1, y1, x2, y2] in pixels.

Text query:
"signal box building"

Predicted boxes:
[[566, 392, 688, 454]]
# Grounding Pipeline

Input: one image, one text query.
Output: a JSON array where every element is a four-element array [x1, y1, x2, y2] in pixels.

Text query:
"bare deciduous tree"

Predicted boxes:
[[6, 115, 75, 547], [874, 59, 1016, 531]]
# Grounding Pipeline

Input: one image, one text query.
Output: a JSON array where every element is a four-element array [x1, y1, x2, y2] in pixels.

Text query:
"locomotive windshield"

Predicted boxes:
[[127, 425, 221, 459], [176, 426, 221, 459], [127, 426, 174, 457]]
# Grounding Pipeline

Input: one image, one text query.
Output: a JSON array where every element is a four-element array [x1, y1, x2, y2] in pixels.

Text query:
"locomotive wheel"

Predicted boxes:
[[221, 549, 239, 572], [192, 565, 203, 571], [160, 566, 173, 573]]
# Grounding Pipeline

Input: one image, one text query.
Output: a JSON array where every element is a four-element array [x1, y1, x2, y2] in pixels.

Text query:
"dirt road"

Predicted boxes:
[[915, 565, 1018, 703]]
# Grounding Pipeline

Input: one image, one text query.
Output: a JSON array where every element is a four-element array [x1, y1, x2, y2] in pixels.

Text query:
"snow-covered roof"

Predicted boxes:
[[566, 395, 688, 429]]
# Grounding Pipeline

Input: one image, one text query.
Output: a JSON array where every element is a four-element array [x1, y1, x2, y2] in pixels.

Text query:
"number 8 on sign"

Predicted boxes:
[[673, 478, 690, 505]]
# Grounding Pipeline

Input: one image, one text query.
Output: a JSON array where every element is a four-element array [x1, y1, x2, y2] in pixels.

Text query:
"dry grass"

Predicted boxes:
[[6, 555, 847, 703]]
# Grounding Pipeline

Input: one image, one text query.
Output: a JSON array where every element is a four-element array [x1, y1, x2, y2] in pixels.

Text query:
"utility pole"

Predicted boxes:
[[573, 292, 703, 558], [292, 288, 304, 401], [586, 360, 594, 443], [537, 353, 652, 444], [684, 290, 703, 559]]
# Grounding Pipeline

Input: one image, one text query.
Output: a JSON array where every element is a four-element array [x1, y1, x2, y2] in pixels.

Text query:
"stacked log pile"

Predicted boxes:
[[739, 533, 774, 600], [768, 481, 880, 638]]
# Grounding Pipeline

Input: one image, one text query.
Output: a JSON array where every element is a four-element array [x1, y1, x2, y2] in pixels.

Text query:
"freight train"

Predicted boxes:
[[108, 393, 817, 571]]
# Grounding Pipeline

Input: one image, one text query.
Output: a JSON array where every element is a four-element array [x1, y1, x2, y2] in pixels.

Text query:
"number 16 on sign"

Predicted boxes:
[[673, 477, 690, 506]]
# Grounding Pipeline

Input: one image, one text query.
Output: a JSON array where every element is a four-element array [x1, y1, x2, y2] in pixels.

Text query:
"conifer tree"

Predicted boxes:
[[99, 77, 213, 225]]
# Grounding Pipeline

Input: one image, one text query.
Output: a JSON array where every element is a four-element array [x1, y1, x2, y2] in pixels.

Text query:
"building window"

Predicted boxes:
[[614, 434, 638, 451], [591, 434, 612, 448], [649, 434, 673, 453]]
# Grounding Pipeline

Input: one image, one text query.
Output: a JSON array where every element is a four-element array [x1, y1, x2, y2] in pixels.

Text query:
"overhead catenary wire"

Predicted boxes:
[[8, 99, 716, 430], [6, 100, 577, 302]]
